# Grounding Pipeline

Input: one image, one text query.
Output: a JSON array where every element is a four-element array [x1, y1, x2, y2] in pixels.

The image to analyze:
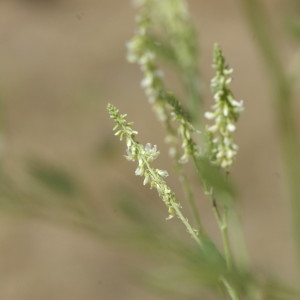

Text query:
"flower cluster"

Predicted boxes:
[[127, 12, 164, 106], [127, 11, 200, 164], [205, 44, 244, 169], [107, 103, 180, 219]]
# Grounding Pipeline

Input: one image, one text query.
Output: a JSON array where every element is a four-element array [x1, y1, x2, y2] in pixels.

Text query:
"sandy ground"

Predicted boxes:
[[0, 0, 299, 299]]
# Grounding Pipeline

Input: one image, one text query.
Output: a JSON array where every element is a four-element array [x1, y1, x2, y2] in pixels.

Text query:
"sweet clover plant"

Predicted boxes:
[[107, 0, 300, 299]]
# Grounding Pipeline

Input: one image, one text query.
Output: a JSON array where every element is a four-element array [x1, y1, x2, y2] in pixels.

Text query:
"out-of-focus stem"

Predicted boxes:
[[240, 0, 300, 267], [175, 160, 204, 232]]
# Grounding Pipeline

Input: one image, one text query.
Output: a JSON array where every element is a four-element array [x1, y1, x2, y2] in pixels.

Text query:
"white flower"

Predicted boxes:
[[135, 166, 144, 176], [204, 112, 215, 120], [204, 44, 244, 169], [226, 123, 236, 132], [156, 169, 169, 178]]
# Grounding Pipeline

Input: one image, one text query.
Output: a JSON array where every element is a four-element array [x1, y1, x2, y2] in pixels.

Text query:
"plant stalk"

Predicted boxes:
[[240, 0, 300, 268]]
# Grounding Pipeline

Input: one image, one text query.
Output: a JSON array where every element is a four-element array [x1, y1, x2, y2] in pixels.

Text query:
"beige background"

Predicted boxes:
[[0, 0, 299, 299]]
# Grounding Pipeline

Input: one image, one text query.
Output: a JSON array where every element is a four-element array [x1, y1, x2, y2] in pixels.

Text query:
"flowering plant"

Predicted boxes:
[[107, 0, 300, 299]]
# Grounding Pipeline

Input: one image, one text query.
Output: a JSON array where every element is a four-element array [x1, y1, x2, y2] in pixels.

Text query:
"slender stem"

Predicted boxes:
[[222, 209, 233, 269], [193, 154, 234, 268], [221, 277, 240, 300], [171, 201, 203, 248], [212, 200, 233, 270], [175, 160, 204, 233], [173, 199, 240, 300], [192, 154, 239, 298], [173, 194, 240, 300], [240, 0, 300, 267]]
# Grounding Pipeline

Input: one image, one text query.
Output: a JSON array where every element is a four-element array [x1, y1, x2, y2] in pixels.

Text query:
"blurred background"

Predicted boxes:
[[0, 0, 299, 299]]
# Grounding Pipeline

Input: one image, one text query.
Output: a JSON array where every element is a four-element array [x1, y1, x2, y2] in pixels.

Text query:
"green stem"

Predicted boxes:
[[193, 154, 234, 268], [175, 161, 204, 233], [171, 187, 240, 300], [240, 0, 300, 268], [212, 200, 233, 270], [171, 201, 203, 247], [191, 155, 240, 299], [221, 277, 240, 300]]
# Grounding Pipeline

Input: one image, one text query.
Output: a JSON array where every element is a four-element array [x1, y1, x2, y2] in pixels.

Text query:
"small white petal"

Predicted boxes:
[[126, 139, 132, 148], [143, 175, 150, 186], [225, 77, 232, 85], [224, 68, 233, 75], [214, 91, 222, 101], [204, 112, 215, 120], [226, 149, 235, 158], [227, 123, 236, 132], [135, 167, 144, 176], [231, 99, 243, 107], [156, 169, 169, 178], [208, 124, 218, 132], [216, 148, 225, 158], [223, 137, 231, 146], [221, 160, 230, 168], [141, 76, 153, 88], [223, 105, 229, 117]]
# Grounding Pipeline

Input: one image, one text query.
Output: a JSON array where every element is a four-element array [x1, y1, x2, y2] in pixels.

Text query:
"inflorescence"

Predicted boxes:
[[205, 44, 244, 169], [126, 7, 200, 164], [107, 103, 180, 220]]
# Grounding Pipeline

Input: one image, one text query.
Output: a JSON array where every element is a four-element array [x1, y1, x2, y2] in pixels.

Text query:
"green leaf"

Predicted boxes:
[[27, 159, 79, 197]]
